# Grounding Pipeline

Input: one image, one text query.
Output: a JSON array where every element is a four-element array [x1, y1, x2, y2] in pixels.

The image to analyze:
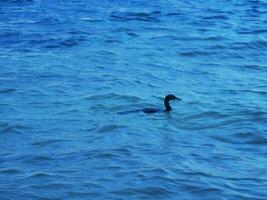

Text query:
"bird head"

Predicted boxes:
[[165, 94, 182, 101]]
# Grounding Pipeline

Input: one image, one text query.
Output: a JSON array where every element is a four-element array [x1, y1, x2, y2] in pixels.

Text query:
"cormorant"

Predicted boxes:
[[118, 94, 181, 114], [142, 94, 181, 113]]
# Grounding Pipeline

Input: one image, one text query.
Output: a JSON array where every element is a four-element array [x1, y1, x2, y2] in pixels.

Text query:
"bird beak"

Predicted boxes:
[[175, 97, 182, 101]]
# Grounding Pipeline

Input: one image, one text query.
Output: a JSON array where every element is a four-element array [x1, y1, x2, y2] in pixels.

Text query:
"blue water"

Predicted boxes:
[[1, 0, 267, 199]]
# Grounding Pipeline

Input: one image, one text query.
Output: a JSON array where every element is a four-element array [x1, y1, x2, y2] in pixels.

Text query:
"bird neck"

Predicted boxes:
[[164, 99, 171, 112]]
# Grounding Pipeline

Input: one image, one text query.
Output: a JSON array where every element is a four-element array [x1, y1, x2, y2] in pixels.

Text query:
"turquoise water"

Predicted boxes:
[[1, 0, 267, 199]]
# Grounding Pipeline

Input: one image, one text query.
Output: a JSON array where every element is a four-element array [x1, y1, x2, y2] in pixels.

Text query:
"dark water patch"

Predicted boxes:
[[104, 39, 123, 44], [202, 15, 229, 20], [0, 88, 16, 94], [240, 89, 267, 95], [180, 50, 215, 57], [195, 36, 226, 41], [84, 151, 116, 159], [60, 38, 79, 47], [0, 31, 22, 46], [126, 32, 139, 37], [234, 132, 267, 145], [41, 38, 79, 49], [208, 44, 228, 50], [238, 29, 267, 35], [226, 176, 266, 182], [248, 40, 267, 50], [110, 11, 161, 22], [112, 27, 139, 37], [27, 172, 57, 179], [66, 29, 88, 37], [0, 168, 23, 175], [181, 170, 216, 179], [2, 32, 82, 50], [81, 17, 104, 23], [31, 139, 67, 147]]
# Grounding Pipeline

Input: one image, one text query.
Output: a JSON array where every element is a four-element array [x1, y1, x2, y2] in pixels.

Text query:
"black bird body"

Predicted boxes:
[[143, 94, 180, 113], [118, 94, 181, 114]]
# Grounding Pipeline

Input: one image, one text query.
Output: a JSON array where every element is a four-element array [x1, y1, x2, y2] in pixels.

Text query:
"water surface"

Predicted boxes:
[[1, 0, 267, 199]]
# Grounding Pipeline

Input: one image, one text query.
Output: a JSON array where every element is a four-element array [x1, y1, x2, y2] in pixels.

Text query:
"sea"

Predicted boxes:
[[0, 0, 267, 199]]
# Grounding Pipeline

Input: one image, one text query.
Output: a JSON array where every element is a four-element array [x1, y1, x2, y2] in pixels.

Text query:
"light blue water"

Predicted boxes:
[[1, 0, 267, 199]]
